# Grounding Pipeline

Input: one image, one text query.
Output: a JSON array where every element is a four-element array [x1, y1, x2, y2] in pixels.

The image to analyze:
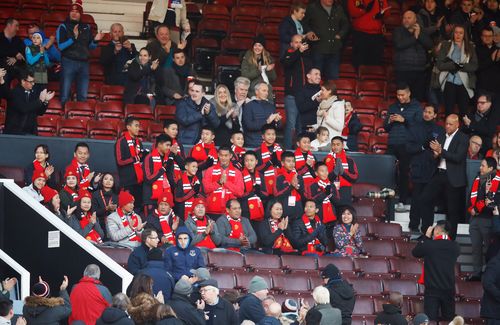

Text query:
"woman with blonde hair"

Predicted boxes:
[[128, 292, 159, 325], [241, 34, 277, 101], [209, 84, 240, 146], [315, 81, 345, 142]]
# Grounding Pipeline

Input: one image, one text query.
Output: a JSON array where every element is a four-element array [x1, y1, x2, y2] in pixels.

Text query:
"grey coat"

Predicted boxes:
[[106, 211, 141, 248], [312, 304, 342, 325], [215, 216, 257, 249], [185, 216, 223, 246], [393, 26, 433, 72]]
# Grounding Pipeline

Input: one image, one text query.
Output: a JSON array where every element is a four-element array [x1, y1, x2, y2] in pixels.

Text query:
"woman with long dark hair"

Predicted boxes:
[[24, 144, 56, 187], [256, 200, 296, 255], [332, 206, 364, 257], [91, 172, 118, 235], [73, 190, 105, 244]]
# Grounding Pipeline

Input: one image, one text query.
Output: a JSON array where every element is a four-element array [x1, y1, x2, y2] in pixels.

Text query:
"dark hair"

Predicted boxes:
[[316, 126, 329, 135], [452, 24, 473, 57], [477, 93, 493, 103], [184, 157, 197, 165], [396, 83, 410, 92], [141, 228, 156, 242], [231, 130, 244, 136], [281, 151, 295, 161], [74, 197, 92, 220], [218, 146, 231, 153], [484, 157, 498, 170], [315, 161, 327, 171], [155, 134, 172, 146], [27, 22, 40, 30], [34, 144, 50, 160], [155, 24, 169, 35], [322, 80, 337, 94], [98, 172, 118, 193], [5, 17, 17, 26], [163, 119, 178, 129], [243, 150, 258, 160], [222, 289, 241, 304], [138, 47, 150, 55], [482, 26, 494, 34], [265, 198, 283, 218], [424, 105, 437, 114], [304, 199, 317, 207], [74, 142, 90, 153], [125, 116, 140, 126], [307, 67, 320, 75], [0, 299, 13, 317], [331, 136, 344, 143], [261, 123, 277, 134], [225, 198, 239, 210], [338, 205, 357, 225], [435, 220, 451, 234], [296, 132, 311, 143], [201, 126, 215, 134], [191, 80, 204, 89], [128, 274, 154, 299], [173, 48, 185, 56], [18, 69, 34, 82], [290, 1, 307, 14]]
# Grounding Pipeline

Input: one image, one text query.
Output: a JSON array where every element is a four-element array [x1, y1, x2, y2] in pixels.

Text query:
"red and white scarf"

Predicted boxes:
[[278, 167, 301, 201], [124, 132, 144, 183], [242, 168, 264, 221], [231, 145, 246, 169], [156, 209, 176, 245], [294, 148, 315, 184], [342, 111, 353, 137], [33, 160, 46, 173], [325, 150, 352, 187], [191, 141, 218, 164], [259, 142, 282, 195], [70, 158, 91, 189], [469, 172, 500, 214], [63, 185, 79, 201], [316, 178, 337, 224], [180, 172, 200, 219], [190, 214, 217, 249], [117, 209, 141, 242], [302, 214, 322, 256], [150, 148, 173, 203], [270, 219, 295, 253], [206, 165, 238, 214], [226, 214, 243, 252], [172, 138, 182, 182], [79, 211, 103, 244]]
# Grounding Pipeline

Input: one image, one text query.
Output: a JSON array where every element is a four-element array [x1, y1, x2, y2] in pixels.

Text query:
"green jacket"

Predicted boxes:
[[240, 50, 277, 100]]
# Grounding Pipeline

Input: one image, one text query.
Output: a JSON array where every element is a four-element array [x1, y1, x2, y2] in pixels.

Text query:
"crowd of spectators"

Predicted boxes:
[[0, 0, 500, 323]]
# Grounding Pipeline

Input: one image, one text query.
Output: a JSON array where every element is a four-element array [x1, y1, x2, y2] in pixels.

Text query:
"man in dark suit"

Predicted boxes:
[[418, 114, 468, 238], [0, 69, 54, 135]]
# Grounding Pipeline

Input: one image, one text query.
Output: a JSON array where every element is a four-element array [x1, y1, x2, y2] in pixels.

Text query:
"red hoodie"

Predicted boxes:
[[69, 277, 111, 325]]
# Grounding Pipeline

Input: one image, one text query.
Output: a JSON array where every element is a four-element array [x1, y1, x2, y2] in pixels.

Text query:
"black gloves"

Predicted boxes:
[[271, 152, 280, 167], [205, 157, 214, 168]]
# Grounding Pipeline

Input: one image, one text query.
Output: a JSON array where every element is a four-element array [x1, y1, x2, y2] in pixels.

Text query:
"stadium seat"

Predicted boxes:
[[57, 118, 87, 138], [363, 240, 395, 257], [46, 98, 64, 116], [89, 63, 105, 82], [455, 281, 483, 301], [0, 0, 18, 10], [231, 6, 262, 23], [351, 315, 377, 325], [373, 117, 387, 136], [155, 105, 176, 122], [272, 274, 310, 293], [37, 116, 60, 137], [394, 241, 417, 259], [244, 253, 282, 273], [351, 98, 379, 115], [357, 80, 386, 99], [41, 12, 67, 28], [64, 101, 96, 120], [221, 38, 253, 57], [228, 21, 258, 40], [335, 79, 357, 98], [202, 4, 231, 21], [347, 278, 383, 296], [198, 19, 229, 40], [358, 114, 375, 133], [0, 166, 25, 187], [95, 101, 124, 121], [235, 272, 272, 292], [317, 256, 356, 277], [207, 251, 245, 271], [339, 63, 358, 79], [125, 104, 154, 121], [352, 183, 380, 198], [256, 24, 280, 42], [87, 81, 103, 100], [215, 55, 242, 92], [374, 296, 411, 316], [87, 119, 118, 140], [367, 222, 403, 240], [454, 301, 481, 323], [408, 297, 425, 315], [98, 246, 131, 268], [49, 0, 71, 12], [382, 279, 419, 297], [281, 254, 317, 274], [369, 135, 389, 154], [147, 122, 163, 141], [354, 257, 393, 279], [358, 65, 386, 81], [388, 258, 423, 280], [192, 38, 220, 74], [100, 85, 125, 101], [352, 296, 375, 315], [211, 271, 237, 290], [261, 7, 289, 24]]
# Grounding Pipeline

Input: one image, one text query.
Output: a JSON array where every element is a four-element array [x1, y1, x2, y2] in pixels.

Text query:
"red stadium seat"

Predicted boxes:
[[335, 79, 357, 98], [354, 257, 393, 279], [100, 85, 125, 101], [192, 38, 220, 74], [46, 98, 64, 116], [357, 80, 386, 99], [244, 253, 282, 273], [228, 21, 258, 40], [374, 117, 387, 136], [261, 7, 289, 24], [318, 256, 356, 277], [147, 122, 163, 142], [125, 104, 154, 121], [211, 271, 236, 290], [272, 274, 310, 293], [369, 135, 389, 154], [388, 258, 423, 280], [221, 38, 253, 56], [207, 251, 245, 271], [363, 240, 395, 257], [37, 115, 60, 137], [231, 6, 261, 23], [358, 65, 386, 81], [87, 119, 118, 140], [382, 279, 419, 297], [367, 222, 403, 240], [339, 63, 358, 79], [57, 118, 87, 138], [394, 241, 418, 259], [155, 105, 176, 121], [351, 98, 379, 115], [65, 101, 96, 120], [352, 296, 375, 315], [202, 4, 231, 21], [347, 278, 383, 296], [281, 254, 317, 274], [256, 24, 280, 41], [87, 81, 103, 100], [0, 0, 18, 10], [0, 165, 25, 187], [89, 64, 105, 82], [352, 183, 380, 198], [358, 114, 375, 133], [455, 281, 483, 301], [95, 101, 124, 121], [98, 247, 131, 268], [351, 315, 377, 325], [49, 0, 71, 12], [454, 301, 481, 322], [408, 297, 425, 315], [198, 19, 229, 40]]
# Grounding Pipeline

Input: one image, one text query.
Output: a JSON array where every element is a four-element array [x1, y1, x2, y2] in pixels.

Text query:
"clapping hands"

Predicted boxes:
[[39, 89, 56, 102]]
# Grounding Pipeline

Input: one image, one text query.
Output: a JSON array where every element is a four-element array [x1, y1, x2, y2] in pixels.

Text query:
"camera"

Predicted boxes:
[[486, 192, 496, 208]]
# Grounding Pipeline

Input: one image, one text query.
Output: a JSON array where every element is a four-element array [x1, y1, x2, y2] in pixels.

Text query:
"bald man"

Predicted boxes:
[[393, 10, 432, 101], [416, 114, 468, 238]]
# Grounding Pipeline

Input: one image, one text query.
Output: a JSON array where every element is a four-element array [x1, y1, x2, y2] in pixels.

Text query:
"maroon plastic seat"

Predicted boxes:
[[339, 63, 358, 79], [231, 6, 261, 23], [87, 119, 118, 140], [389, 258, 423, 280], [272, 274, 310, 293], [357, 80, 386, 99], [374, 296, 411, 316], [272, 293, 315, 308], [358, 65, 386, 81], [57, 118, 87, 138], [354, 257, 393, 279], [358, 114, 375, 133], [335, 79, 357, 98], [352, 296, 375, 315], [367, 222, 403, 240], [280, 255, 317, 274], [148, 122, 163, 142], [351, 315, 377, 325], [98, 246, 132, 268], [95, 101, 124, 121], [369, 135, 389, 154], [37, 115, 60, 137], [100, 85, 125, 101], [125, 104, 154, 121], [89, 63, 104, 82], [65, 101, 96, 119], [318, 256, 356, 277], [454, 301, 481, 322], [207, 251, 245, 271], [347, 278, 383, 296], [0, 166, 26, 187], [202, 4, 230, 21], [352, 183, 381, 198], [244, 253, 281, 273], [382, 279, 419, 297], [455, 281, 483, 301], [261, 7, 289, 24], [211, 271, 236, 290], [363, 240, 395, 257], [394, 241, 418, 259], [46, 98, 64, 116]]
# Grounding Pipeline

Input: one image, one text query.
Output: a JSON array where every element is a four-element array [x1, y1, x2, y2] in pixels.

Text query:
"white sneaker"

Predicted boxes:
[[395, 203, 408, 212]]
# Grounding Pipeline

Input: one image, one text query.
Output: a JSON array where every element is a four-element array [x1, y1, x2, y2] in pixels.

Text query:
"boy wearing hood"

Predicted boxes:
[[164, 226, 205, 281], [320, 264, 355, 325], [23, 276, 71, 325]]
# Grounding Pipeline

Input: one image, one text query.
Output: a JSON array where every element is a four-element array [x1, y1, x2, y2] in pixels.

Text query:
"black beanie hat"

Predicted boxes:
[[321, 263, 340, 280], [253, 34, 266, 48]]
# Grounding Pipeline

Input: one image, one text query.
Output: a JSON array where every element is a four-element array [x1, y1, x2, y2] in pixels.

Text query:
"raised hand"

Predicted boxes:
[[2, 277, 17, 291], [90, 212, 97, 224], [66, 205, 77, 216], [60, 275, 69, 291]]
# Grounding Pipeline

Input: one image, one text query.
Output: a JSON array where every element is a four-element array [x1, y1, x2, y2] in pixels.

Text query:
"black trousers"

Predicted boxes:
[[395, 70, 427, 102], [388, 144, 411, 204], [409, 182, 427, 230], [443, 82, 470, 117], [419, 170, 463, 238], [351, 31, 384, 67], [424, 291, 455, 321]]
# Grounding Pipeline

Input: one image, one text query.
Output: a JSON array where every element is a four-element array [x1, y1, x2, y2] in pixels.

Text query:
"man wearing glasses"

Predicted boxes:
[[463, 94, 498, 156], [0, 69, 54, 135]]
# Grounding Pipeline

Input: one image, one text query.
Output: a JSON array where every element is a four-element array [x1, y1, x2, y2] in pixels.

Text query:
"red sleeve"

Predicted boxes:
[[225, 169, 244, 198], [115, 137, 135, 166], [202, 167, 218, 194]]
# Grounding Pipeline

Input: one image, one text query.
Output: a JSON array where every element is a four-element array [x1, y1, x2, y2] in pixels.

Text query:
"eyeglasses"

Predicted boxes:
[[471, 141, 482, 146], [148, 236, 159, 240], [24, 79, 35, 84], [477, 101, 489, 104]]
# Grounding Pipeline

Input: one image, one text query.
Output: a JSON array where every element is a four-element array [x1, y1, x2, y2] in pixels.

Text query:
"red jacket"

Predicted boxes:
[[69, 277, 112, 325], [347, 0, 388, 34]]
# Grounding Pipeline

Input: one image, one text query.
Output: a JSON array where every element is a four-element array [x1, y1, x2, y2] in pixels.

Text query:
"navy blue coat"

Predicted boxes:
[[346, 113, 362, 152], [406, 121, 444, 183], [239, 294, 266, 324], [176, 97, 220, 145], [242, 99, 277, 148], [278, 16, 309, 59], [383, 99, 423, 145], [139, 260, 175, 299], [127, 244, 149, 275], [163, 226, 205, 281], [296, 83, 321, 130]]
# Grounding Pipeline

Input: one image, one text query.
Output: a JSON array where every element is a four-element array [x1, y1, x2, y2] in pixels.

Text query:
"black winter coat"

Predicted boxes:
[[384, 99, 423, 145], [127, 244, 149, 275], [139, 260, 175, 300], [346, 113, 362, 152], [374, 304, 408, 325], [23, 290, 72, 325], [166, 293, 206, 325], [156, 317, 184, 325], [96, 307, 135, 325], [204, 297, 238, 325], [392, 26, 432, 72], [463, 108, 499, 155], [281, 46, 311, 96], [481, 252, 500, 319], [296, 83, 321, 130], [325, 278, 356, 325], [239, 294, 266, 324]]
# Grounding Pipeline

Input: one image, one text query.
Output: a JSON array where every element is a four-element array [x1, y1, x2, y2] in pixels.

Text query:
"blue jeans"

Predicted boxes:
[[313, 53, 340, 80], [60, 57, 89, 105], [284, 95, 301, 149]]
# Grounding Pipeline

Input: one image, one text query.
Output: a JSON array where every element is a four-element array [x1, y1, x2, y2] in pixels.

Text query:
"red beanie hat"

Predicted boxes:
[[64, 167, 77, 179], [77, 189, 92, 201], [41, 186, 58, 204], [157, 192, 172, 205], [70, 0, 83, 15], [118, 190, 135, 207], [193, 197, 205, 207], [32, 171, 48, 183]]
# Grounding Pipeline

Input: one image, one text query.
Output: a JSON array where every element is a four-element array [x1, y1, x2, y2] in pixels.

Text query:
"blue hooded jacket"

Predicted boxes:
[[163, 226, 205, 281]]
